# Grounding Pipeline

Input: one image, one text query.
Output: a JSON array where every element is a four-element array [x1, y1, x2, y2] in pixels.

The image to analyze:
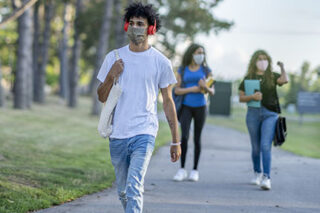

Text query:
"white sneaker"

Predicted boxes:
[[260, 175, 271, 190], [173, 168, 187, 181], [188, 170, 199, 182], [250, 172, 262, 185]]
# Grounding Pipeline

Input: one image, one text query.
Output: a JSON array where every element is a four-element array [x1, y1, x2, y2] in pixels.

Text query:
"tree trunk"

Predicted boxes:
[[32, 0, 40, 101], [59, 2, 70, 100], [114, 0, 127, 48], [91, 0, 115, 115], [88, 0, 115, 96], [0, 60, 4, 107], [68, 0, 83, 108], [33, 0, 53, 103], [14, 0, 33, 109]]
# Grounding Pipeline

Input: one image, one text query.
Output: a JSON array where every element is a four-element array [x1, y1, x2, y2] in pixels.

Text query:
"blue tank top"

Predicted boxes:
[[178, 66, 211, 107]]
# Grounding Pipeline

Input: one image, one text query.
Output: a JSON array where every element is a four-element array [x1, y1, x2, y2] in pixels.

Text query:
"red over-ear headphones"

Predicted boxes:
[[147, 19, 157, 35], [124, 19, 157, 35], [124, 21, 129, 32]]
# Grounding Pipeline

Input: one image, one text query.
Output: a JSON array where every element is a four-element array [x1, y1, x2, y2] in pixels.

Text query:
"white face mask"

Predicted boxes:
[[193, 54, 205, 65], [256, 60, 269, 71]]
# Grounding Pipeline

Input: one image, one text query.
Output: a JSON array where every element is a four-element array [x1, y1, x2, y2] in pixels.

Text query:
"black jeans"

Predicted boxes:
[[180, 104, 206, 170]]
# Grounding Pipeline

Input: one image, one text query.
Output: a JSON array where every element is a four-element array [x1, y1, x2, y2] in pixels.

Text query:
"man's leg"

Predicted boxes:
[[125, 134, 155, 213], [109, 138, 129, 210]]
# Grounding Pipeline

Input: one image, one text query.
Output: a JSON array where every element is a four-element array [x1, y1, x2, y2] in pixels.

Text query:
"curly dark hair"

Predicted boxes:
[[246, 49, 275, 88], [123, 2, 161, 32]]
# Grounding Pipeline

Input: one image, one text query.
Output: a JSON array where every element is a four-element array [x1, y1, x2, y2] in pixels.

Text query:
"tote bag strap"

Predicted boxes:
[[113, 49, 121, 84], [114, 49, 120, 60]]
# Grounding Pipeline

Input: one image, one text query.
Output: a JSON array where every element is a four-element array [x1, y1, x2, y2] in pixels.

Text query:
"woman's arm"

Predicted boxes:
[[276, 62, 289, 86], [174, 73, 201, 95], [239, 90, 262, 103], [198, 78, 215, 96], [205, 85, 215, 96], [200, 72, 215, 95]]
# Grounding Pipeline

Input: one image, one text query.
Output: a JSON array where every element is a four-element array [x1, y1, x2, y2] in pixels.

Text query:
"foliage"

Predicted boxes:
[[0, 22, 17, 82], [78, 0, 233, 74], [0, 96, 172, 212], [0, 0, 233, 93], [152, 0, 233, 57], [284, 61, 320, 107], [206, 106, 320, 159]]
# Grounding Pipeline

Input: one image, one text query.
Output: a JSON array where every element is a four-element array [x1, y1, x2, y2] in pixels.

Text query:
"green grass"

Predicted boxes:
[[206, 105, 320, 158], [0, 96, 171, 213]]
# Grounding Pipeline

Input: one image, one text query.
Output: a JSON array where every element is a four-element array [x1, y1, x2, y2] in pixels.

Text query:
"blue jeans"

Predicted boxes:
[[109, 134, 155, 213], [246, 107, 278, 178]]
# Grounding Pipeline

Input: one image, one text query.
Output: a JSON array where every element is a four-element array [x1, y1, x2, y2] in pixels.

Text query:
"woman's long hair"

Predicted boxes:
[[181, 43, 210, 76], [246, 49, 275, 88]]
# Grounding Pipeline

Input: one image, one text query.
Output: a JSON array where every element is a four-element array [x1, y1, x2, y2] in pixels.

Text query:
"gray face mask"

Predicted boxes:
[[127, 25, 147, 45]]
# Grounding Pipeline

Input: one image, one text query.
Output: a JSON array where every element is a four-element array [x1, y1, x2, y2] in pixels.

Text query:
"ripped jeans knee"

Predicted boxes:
[[119, 191, 128, 210]]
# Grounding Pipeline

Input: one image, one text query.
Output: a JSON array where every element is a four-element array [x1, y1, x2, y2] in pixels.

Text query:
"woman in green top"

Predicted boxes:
[[238, 49, 288, 190]]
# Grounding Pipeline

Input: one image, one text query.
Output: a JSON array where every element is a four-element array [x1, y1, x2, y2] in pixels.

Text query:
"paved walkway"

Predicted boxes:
[[36, 125, 320, 213]]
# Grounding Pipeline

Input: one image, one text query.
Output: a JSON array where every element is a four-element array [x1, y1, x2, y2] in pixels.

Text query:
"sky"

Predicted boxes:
[[193, 0, 320, 80]]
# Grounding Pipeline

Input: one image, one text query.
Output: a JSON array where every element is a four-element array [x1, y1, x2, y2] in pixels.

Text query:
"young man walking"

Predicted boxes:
[[97, 3, 181, 213]]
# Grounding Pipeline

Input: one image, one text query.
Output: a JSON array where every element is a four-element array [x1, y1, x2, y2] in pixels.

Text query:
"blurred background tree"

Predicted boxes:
[[0, 0, 234, 114], [14, 0, 34, 109], [284, 61, 320, 108], [0, 59, 3, 107], [154, 0, 233, 57]]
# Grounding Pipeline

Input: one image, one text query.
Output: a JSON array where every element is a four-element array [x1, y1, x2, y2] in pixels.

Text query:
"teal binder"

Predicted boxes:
[[244, 80, 261, 108]]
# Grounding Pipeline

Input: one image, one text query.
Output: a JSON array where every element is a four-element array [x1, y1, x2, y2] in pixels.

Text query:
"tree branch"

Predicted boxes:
[[0, 0, 39, 28]]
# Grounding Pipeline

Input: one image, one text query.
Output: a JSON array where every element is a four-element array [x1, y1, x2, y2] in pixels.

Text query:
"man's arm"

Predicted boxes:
[[161, 85, 181, 162], [97, 59, 124, 103], [97, 77, 113, 103]]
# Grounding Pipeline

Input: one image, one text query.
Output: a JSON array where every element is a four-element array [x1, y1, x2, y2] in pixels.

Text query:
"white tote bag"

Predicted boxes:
[[98, 50, 122, 138]]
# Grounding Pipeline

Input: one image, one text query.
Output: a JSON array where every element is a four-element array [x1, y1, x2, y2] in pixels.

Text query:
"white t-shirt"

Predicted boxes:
[[97, 45, 177, 139]]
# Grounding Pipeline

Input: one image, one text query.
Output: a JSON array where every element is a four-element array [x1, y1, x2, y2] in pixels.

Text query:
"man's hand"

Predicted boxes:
[[109, 59, 124, 81], [97, 59, 124, 103], [170, 144, 181, 162]]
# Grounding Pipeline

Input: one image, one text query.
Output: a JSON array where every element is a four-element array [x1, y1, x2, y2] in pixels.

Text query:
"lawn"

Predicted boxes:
[[0, 96, 171, 213], [206, 104, 320, 158]]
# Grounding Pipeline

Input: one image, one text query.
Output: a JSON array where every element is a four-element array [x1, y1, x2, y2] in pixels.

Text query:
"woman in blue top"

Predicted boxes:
[[173, 43, 214, 182]]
